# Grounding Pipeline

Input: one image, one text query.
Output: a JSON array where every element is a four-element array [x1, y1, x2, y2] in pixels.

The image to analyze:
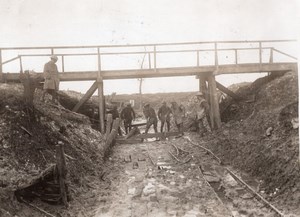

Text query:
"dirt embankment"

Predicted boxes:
[[0, 84, 106, 217], [204, 71, 299, 214]]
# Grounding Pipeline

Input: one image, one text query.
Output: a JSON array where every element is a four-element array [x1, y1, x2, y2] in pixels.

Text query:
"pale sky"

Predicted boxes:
[[0, 0, 299, 94]]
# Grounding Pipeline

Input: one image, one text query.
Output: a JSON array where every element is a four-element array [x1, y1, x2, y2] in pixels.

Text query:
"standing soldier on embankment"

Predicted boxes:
[[143, 103, 158, 134], [120, 103, 136, 134], [43, 55, 60, 103], [158, 101, 172, 132]]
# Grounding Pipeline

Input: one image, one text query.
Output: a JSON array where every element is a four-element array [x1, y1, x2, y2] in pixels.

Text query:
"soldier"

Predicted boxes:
[[120, 103, 136, 134], [43, 55, 60, 103], [170, 101, 185, 136], [143, 103, 158, 134], [158, 101, 172, 132], [194, 92, 211, 136]]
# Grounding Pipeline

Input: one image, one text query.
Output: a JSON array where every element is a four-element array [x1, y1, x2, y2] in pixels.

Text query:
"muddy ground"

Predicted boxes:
[[0, 70, 299, 216]]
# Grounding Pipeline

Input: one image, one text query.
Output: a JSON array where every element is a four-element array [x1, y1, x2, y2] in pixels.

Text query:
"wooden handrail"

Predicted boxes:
[[272, 48, 297, 60], [0, 39, 296, 50], [16, 46, 273, 57], [0, 40, 296, 74]]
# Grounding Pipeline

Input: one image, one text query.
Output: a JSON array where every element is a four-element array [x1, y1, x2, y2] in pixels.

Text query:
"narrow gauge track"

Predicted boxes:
[[144, 136, 285, 217], [183, 136, 285, 217]]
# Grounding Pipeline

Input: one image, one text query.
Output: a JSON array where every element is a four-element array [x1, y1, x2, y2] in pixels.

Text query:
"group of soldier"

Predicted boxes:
[[108, 93, 210, 137], [42, 55, 211, 136]]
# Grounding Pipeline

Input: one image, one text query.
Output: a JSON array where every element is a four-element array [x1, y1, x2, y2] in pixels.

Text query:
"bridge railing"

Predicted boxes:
[[0, 40, 297, 78]]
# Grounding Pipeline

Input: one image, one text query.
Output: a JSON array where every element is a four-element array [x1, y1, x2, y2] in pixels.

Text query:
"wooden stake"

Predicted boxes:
[[105, 114, 113, 138], [56, 142, 68, 207]]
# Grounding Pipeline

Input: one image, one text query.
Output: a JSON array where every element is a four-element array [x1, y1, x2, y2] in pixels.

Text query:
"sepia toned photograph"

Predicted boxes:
[[0, 0, 299, 216]]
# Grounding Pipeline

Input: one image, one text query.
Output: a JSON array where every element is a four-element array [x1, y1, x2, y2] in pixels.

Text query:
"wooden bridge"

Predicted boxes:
[[0, 40, 297, 133]]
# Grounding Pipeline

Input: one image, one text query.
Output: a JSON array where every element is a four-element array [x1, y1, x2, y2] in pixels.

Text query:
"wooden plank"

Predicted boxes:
[[125, 126, 140, 139], [56, 142, 68, 207], [131, 122, 147, 127], [2, 63, 296, 82], [72, 81, 98, 112], [136, 131, 181, 139], [105, 114, 113, 139], [115, 138, 143, 144], [215, 81, 241, 101]]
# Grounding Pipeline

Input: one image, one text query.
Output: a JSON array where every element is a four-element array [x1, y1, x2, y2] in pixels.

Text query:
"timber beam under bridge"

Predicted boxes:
[[0, 40, 297, 133]]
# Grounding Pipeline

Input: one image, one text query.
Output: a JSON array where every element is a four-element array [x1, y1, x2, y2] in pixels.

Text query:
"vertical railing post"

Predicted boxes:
[[0, 49, 3, 82], [267, 48, 274, 76], [154, 45, 157, 71], [259, 42, 262, 64], [148, 52, 151, 69], [19, 56, 23, 72], [51, 48, 54, 55], [97, 47, 105, 134], [234, 49, 238, 64], [197, 51, 200, 67], [269, 48, 273, 63], [214, 42, 218, 66], [62, 55, 65, 72]]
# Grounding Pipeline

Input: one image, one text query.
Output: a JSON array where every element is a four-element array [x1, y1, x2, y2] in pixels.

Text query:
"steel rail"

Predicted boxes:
[[186, 136, 286, 217]]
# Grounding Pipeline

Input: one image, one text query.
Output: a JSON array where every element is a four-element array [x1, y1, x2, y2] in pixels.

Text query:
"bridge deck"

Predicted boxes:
[[3, 62, 297, 82]]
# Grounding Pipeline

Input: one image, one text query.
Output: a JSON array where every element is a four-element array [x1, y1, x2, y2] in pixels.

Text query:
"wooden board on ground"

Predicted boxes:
[[136, 131, 181, 139], [131, 122, 147, 127], [116, 138, 143, 144]]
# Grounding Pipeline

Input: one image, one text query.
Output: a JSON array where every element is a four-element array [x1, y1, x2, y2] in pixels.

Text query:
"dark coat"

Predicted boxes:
[[121, 106, 135, 120], [158, 105, 172, 121]]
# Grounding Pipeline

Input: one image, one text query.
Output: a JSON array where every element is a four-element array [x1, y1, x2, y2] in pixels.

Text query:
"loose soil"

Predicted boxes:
[[0, 70, 298, 216]]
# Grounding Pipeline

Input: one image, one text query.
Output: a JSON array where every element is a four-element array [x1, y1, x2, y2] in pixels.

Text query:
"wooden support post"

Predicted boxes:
[[97, 47, 105, 133], [105, 114, 113, 138], [51, 48, 54, 55], [207, 74, 221, 129], [216, 81, 240, 101], [196, 51, 199, 67], [56, 141, 68, 207], [72, 81, 98, 112], [199, 75, 207, 95]]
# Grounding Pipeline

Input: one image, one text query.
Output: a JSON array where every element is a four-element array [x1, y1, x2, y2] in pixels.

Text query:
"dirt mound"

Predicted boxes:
[[0, 83, 106, 216], [203, 71, 299, 214]]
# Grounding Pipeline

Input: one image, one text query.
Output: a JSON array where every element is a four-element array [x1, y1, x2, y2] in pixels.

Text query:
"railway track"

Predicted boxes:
[[182, 136, 286, 217]]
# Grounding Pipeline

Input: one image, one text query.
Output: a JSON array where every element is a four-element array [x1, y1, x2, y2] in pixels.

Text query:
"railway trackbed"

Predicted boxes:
[[184, 136, 286, 217], [95, 133, 289, 217]]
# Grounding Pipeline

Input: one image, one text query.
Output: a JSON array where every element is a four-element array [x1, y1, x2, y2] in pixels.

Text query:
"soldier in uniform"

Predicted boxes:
[[143, 103, 158, 134], [43, 55, 60, 103], [120, 103, 136, 134], [194, 92, 211, 136], [158, 101, 172, 132]]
